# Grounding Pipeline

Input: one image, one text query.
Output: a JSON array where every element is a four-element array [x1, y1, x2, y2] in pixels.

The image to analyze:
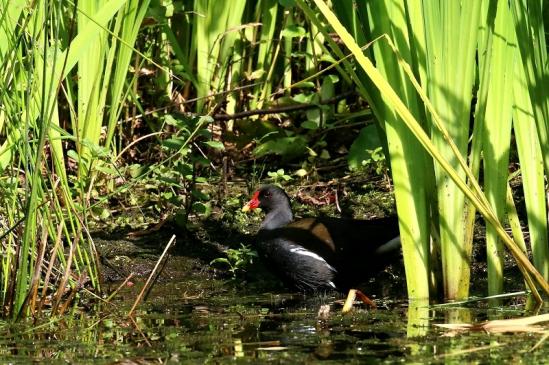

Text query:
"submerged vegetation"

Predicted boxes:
[[0, 0, 547, 338]]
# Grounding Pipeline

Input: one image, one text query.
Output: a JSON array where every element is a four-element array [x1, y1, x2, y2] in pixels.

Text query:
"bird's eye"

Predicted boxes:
[[264, 192, 271, 199]]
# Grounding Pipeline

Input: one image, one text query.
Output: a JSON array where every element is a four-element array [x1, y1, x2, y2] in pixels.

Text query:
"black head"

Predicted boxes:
[[242, 185, 291, 214]]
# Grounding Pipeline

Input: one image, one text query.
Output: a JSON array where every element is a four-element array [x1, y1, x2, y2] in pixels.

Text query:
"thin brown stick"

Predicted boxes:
[[211, 91, 355, 121], [127, 235, 176, 317], [128, 314, 152, 347], [105, 272, 135, 303], [36, 223, 64, 316], [58, 274, 88, 316], [28, 224, 49, 316], [121, 82, 263, 123], [334, 189, 341, 213], [51, 230, 80, 315]]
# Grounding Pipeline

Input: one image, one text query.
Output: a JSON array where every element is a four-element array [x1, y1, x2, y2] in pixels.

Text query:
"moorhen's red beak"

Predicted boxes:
[[242, 191, 260, 212]]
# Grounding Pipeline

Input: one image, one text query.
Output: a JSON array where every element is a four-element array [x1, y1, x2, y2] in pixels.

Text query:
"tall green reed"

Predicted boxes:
[[0, 0, 148, 318], [300, 0, 549, 302]]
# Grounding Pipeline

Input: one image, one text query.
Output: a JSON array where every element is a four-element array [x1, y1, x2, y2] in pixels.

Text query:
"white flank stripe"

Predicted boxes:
[[289, 247, 336, 272]]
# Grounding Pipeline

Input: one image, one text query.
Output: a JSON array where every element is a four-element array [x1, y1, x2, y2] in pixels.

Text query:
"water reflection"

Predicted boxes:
[[0, 283, 546, 363]]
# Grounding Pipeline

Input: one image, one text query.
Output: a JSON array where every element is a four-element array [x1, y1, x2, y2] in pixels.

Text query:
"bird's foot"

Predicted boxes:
[[342, 289, 376, 313]]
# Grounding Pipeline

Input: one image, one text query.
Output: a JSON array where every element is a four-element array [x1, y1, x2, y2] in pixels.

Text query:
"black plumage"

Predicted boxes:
[[243, 185, 401, 292]]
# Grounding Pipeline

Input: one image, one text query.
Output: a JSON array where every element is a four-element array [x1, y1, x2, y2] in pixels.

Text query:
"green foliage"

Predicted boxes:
[[159, 114, 218, 223], [267, 169, 292, 184], [351, 147, 386, 176], [210, 244, 258, 278], [86, 113, 221, 231], [3, 0, 547, 318], [253, 136, 307, 159], [348, 125, 385, 172], [0, 0, 152, 318]]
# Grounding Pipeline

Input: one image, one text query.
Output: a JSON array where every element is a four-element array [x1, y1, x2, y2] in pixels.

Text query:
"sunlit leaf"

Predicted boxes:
[[162, 138, 186, 150], [301, 121, 318, 129], [281, 24, 306, 38], [203, 141, 225, 150], [253, 136, 307, 158], [348, 125, 383, 170]]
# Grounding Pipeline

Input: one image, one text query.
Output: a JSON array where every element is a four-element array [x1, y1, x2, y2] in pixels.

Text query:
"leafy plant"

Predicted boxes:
[[359, 147, 387, 176], [210, 244, 258, 278], [267, 169, 292, 184]]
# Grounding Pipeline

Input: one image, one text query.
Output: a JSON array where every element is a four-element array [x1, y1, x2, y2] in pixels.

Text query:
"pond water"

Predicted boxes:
[[0, 278, 547, 364]]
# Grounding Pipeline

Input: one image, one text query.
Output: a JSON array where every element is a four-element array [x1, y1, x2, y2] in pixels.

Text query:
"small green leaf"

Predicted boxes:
[[203, 141, 225, 150], [281, 25, 306, 38], [128, 164, 146, 178], [210, 257, 230, 266], [162, 138, 186, 150], [279, 0, 295, 7], [348, 125, 384, 170], [301, 121, 319, 129], [175, 163, 193, 176], [192, 202, 211, 216], [191, 189, 209, 201], [67, 150, 80, 163], [292, 81, 315, 89], [196, 128, 212, 139], [99, 209, 110, 220], [94, 164, 117, 175], [247, 69, 265, 80], [292, 93, 313, 103], [164, 114, 180, 126], [198, 116, 214, 125], [320, 149, 331, 160], [321, 75, 336, 101]]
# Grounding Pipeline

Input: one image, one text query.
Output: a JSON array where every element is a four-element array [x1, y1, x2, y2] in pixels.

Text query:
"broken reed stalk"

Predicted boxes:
[[36, 223, 64, 316], [16, 223, 50, 319], [436, 313, 549, 334], [58, 274, 88, 316], [128, 315, 152, 347], [50, 230, 80, 315], [27, 224, 49, 316], [127, 235, 176, 317], [106, 272, 135, 303]]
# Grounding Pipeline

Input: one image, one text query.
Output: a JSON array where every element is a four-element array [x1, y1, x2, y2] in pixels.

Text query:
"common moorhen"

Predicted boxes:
[[242, 185, 401, 293]]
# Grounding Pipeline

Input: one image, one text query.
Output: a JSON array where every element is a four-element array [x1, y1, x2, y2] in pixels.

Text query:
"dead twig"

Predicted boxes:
[[127, 235, 176, 317]]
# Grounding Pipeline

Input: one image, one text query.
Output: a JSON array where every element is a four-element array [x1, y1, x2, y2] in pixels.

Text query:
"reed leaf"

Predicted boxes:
[[512, 48, 549, 280], [309, 0, 432, 299], [422, 0, 482, 300], [507, 0, 549, 285], [308, 0, 549, 301], [477, 0, 515, 296], [194, 0, 246, 112]]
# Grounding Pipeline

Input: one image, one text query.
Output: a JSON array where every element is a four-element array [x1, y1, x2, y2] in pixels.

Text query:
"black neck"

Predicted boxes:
[[260, 206, 293, 231]]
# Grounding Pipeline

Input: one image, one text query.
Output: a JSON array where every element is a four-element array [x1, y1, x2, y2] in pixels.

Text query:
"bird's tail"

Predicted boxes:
[[374, 236, 401, 255]]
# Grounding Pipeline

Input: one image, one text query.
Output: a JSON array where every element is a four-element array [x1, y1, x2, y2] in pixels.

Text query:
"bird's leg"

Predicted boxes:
[[342, 289, 377, 313]]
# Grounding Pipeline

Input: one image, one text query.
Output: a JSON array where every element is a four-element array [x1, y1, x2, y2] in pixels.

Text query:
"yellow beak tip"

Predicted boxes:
[[242, 205, 250, 212]]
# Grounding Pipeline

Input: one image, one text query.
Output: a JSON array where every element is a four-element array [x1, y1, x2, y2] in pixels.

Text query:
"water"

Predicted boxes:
[[0, 279, 547, 364]]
